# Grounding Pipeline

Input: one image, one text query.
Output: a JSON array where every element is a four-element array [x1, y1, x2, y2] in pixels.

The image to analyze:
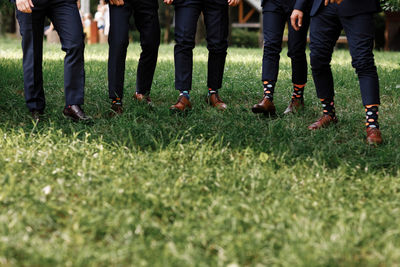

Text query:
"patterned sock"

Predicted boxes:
[[112, 97, 122, 105], [292, 83, 305, 101], [365, 104, 379, 129], [208, 88, 218, 96], [320, 98, 335, 118], [263, 80, 275, 101], [179, 90, 190, 100]]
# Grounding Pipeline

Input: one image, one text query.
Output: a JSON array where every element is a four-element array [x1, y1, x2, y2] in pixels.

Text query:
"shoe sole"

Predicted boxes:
[[308, 119, 338, 130], [63, 114, 94, 124], [109, 111, 123, 118], [367, 139, 383, 146], [251, 107, 276, 116], [283, 105, 304, 115], [169, 107, 192, 115]]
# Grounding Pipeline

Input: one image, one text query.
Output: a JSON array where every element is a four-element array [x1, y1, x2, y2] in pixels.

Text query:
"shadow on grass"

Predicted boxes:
[[1, 56, 399, 174]]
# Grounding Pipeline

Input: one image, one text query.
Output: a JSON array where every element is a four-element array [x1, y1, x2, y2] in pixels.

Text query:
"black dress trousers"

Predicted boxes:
[[173, 0, 229, 91], [16, 0, 85, 111], [262, 0, 310, 84], [108, 0, 160, 99], [309, 3, 380, 105]]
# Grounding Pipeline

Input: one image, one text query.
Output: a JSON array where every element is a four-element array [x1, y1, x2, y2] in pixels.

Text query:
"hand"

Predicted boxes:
[[164, 0, 174, 4], [228, 0, 240, 6], [324, 0, 344, 5], [109, 0, 124, 6], [290, 9, 304, 31], [16, 0, 34, 13]]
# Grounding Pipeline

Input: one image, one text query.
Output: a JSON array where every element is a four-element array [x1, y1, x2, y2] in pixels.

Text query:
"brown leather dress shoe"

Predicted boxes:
[[251, 97, 276, 116], [170, 96, 192, 112], [31, 109, 44, 122], [308, 114, 338, 130], [134, 92, 152, 105], [366, 127, 382, 145], [63, 105, 92, 123], [110, 102, 123, 117], [283, 98, 304, 115], [206, 93, 227, 111]]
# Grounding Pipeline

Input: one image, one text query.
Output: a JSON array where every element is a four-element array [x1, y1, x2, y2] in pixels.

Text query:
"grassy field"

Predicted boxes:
[[0, 38, 400, 266]]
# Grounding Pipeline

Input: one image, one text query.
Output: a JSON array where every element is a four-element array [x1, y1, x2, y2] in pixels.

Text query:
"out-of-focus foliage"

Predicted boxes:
[[0, 1, 15, 34], [381, 0, 400, 12], [230, 28, 260, 48]]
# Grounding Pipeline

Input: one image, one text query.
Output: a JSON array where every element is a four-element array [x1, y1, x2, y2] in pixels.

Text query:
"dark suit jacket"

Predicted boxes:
[[262, 0, 312, 13], [294, 0, 381, 16], [173, 0, 228, 6], [262, 0, 295, 13]]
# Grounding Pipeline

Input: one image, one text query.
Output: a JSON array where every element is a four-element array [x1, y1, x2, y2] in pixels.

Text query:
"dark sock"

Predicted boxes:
[[365, 104, 379, 129], [320, 98, 335, 118], [208, 88, 218, 96], [112, 97, 122, 105], [292, 83, 305, 101], [263, 80, 275, 101], [179, 90, 190, 100]]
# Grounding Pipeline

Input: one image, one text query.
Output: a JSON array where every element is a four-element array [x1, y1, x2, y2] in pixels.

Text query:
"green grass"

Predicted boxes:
[[0, 38, 400, 266]]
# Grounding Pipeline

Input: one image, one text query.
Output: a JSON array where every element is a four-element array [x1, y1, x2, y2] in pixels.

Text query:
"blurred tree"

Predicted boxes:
[[381, 0, 400, 11], [0, 1, 15, 35], [158, 1, 174, 43]]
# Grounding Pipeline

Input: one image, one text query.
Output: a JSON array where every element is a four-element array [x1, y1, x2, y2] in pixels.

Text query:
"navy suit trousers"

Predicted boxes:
[[108, 1, 160, 98], [262, 5, 310, 84], [309, 4, 380, 105], [174, 1, 229, 91], [16, 0, 85, 111]]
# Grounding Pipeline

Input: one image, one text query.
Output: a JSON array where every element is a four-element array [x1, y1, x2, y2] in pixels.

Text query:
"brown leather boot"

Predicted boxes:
[[170, 95, 192, 112], [283, 98, 304, 115], [134, 92, 152, 105], [206, 93, 227, 111], [366, 127, 382, 145], [308, 114, 338, 130], [251, 97, 276, 116]]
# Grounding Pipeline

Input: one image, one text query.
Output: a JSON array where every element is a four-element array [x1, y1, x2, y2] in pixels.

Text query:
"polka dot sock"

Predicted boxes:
[[292, 83, 305, 101], [365, 104, 379, 129], [263, 80, 275, 101], [112, 97, 122, 105], [320, 98, 336, 118]]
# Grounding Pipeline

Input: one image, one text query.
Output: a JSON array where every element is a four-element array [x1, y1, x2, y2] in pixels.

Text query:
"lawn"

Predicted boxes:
[[0, 38, 400, 266]]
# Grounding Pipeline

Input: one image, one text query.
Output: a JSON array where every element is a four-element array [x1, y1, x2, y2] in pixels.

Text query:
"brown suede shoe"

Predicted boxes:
[[283, 98, 304, 115], [206, 93, 227, 111], [134, 92, 152, 105], [366, 127, 382, 145], [251, 97, 276, 116], [308, 114, 338, 130], [170, 95, 192, 112]]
